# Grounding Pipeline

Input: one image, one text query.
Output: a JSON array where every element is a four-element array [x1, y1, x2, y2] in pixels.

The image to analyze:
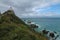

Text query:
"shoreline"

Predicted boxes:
[[24, 19, 60, 40]]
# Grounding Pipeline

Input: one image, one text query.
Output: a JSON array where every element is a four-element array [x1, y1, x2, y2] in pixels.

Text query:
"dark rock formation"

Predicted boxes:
[[49, 32, 55, 38], [42, 29, 49, 34], [30, 24, 38, 28]]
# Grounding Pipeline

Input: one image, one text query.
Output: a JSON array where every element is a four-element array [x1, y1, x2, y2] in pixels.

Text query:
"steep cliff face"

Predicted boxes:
[[0, 9, 48, 40]]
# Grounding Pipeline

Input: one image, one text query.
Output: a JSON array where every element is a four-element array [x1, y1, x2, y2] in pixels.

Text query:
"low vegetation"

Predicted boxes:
[[0, 9, 48, 40]]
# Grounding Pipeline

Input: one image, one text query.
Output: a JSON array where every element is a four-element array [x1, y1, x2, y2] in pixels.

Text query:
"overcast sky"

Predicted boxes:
[[0, 0, 60, 18]]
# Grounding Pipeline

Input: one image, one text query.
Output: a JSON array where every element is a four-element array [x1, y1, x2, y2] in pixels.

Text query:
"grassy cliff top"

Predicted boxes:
[[0, 9, 48, 40]]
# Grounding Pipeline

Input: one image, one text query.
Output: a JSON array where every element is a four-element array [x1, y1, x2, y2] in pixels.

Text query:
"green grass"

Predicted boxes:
[[0, 10, 48, 40], [0, 23, 48, 40]]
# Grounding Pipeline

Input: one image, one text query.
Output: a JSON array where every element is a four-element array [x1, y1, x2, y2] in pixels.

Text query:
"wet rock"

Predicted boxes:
[[49, 32, 55, 38], [42, 29, 49, 34]]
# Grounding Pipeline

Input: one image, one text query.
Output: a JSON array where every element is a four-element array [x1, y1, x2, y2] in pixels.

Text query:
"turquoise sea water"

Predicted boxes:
[[22, 18, 60, 40]]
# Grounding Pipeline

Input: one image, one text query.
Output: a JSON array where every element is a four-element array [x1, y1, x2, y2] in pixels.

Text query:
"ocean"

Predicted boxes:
[[22, 18, 60, 40]]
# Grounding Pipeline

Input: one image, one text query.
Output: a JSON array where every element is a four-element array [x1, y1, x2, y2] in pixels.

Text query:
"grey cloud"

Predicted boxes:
[[0, 0, 60, 18]]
